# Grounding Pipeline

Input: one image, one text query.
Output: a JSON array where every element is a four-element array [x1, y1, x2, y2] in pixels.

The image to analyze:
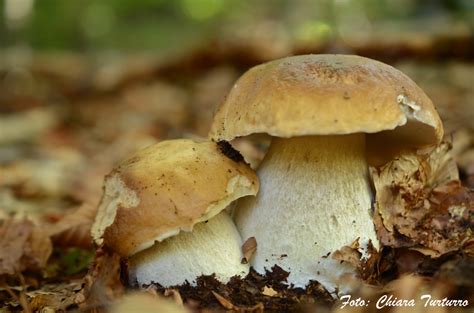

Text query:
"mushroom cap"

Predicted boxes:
[[208, 54, 443, 146], [91, 139, 259, 256]]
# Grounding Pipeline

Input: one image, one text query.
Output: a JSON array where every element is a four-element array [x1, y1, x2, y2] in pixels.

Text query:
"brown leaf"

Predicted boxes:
[[332, 239, 381, 282], [211, 291, 234, 310], [0, 220, 31, 275], [48, 202, 97, 249], [76, 247, 124, 311], [0, 219, 52, 275], [241, 236, 257, 264], [332, 246, 362, 269], [25, 226, 53, 271], [27, 280, 82, 312], [463, 238, 474, 257], [370, 142, 473, 256]]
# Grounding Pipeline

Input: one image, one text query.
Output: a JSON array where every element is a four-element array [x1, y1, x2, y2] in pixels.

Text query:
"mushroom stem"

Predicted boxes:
[[129, 211, 249, 287], [234, 134, 379, 293]]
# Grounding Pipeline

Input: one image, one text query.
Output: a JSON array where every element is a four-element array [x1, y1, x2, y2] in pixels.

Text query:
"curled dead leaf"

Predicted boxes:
[[370, 142, 473, 257], [332, 246, 362, 268], [241, 236, 257, 264], [332, 239, 381, 282]]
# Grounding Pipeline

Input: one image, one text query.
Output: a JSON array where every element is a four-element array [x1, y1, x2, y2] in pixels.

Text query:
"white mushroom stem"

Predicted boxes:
[[129, 211, 249, 287], [234, 134, 379, 294]]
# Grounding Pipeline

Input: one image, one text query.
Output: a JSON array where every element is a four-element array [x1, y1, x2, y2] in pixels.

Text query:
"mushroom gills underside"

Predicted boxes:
[[129, 211, 249, 287], [234, 133, 379, 294]]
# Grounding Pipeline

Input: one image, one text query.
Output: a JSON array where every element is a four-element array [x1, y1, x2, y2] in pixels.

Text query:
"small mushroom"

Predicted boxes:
[[91, 139, 259, 286], [208, 54, 443, 293]]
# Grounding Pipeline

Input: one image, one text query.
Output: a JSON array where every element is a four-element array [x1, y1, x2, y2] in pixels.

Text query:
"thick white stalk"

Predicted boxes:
[[129, 211, 249, 287], [234, 134, 379, 294]]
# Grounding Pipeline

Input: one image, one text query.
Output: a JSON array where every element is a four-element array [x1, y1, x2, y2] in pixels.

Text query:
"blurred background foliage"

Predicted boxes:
[[0, 0, 473, 53]]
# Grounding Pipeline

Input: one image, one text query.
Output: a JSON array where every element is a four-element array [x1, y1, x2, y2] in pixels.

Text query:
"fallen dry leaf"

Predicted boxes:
[[76, 247, 124, 311], [241, 236, 257, 264], [0, 219, 52, 276], [27, 280, 82, 312], [211, 290, 234, 310], [48, 202, 97, 249], [332, 238, 362, 269], [0, 220, 31, 276], [463, 238, 474, 256], [332, 239, 381, 282], [370, 142, 473, 256]]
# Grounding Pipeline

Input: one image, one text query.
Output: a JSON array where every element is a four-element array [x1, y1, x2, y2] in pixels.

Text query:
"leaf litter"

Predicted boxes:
[[1, 52, 473, 312], [370, 142, 473, 257]]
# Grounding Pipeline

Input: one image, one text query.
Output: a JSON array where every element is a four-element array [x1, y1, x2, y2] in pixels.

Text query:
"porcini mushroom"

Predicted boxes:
[[91, 139, 259, 286], [208, 54, 443, 293]]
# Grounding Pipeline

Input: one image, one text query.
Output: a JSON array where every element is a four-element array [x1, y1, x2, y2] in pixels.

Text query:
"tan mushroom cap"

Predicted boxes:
[[209, 54, 443, 146], [91, 139, 259, 256]]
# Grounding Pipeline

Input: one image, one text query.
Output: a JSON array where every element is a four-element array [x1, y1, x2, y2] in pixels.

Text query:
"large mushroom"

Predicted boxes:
[[91, 139, 259, 286], [208, 54, 443, 293]]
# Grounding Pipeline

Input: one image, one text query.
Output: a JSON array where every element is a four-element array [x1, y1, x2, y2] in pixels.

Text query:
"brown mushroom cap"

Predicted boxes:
[[209, 54, 443, 147], [91, 139, 259, 256]]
